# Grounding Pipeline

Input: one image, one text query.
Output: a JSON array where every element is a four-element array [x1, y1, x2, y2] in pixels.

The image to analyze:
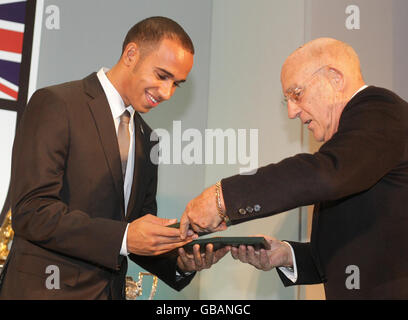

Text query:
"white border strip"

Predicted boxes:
[[27, 0, 44, 102], [0, 0, 26, 5], [0, 18, 25, 32], [0, 109, 17, 211], [0, 49, 22, 63]]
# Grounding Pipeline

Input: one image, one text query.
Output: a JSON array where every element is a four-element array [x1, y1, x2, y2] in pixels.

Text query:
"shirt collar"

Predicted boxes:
[[350, 84, 369, 100], [96, 67, 134, 119]]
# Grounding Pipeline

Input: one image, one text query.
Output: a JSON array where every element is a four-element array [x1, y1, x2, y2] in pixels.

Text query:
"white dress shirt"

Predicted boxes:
[[279, 84, 369, 282], [96, 67, 133, 256]]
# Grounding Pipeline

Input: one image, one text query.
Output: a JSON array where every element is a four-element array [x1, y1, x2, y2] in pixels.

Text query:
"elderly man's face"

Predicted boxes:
[[281, 62, 341, 143]]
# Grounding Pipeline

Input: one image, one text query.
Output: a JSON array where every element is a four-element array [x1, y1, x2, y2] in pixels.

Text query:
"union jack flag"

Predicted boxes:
[[0, 0, 35, 226], [0, 0, 27, 101]]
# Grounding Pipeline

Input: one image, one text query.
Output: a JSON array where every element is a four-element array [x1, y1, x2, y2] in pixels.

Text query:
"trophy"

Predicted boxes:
[[0, 210, 13, 270], [125, 272, 158, 300]]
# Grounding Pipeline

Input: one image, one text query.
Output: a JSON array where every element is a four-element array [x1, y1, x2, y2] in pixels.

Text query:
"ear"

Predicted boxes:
[[326, 67, 345, 92], [121, 42, 140, 67]]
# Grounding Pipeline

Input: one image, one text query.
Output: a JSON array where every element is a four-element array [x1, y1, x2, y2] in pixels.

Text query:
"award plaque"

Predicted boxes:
[[183, 236, 271, 253]]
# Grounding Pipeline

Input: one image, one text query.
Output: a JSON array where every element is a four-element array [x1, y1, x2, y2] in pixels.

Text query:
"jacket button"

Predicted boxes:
[[254, 204, 261, 212], [238, 208, 247, 215], [246, 206, 254, 213]]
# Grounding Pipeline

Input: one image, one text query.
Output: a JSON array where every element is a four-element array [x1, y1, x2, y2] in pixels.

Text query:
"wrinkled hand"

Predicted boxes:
[[127, 214, 196, 256], [180, 184, 227, 239], [177, 244, 230, 272], [230, 235, 293, 271]]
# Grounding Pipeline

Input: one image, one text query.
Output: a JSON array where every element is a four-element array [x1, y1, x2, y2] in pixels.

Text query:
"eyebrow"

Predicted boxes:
[[156, 67, 186, 84]]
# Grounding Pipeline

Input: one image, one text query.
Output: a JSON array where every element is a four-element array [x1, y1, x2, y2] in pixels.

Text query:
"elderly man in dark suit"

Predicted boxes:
[[0, 16, 228, 300], [180, 38, 408, 299]]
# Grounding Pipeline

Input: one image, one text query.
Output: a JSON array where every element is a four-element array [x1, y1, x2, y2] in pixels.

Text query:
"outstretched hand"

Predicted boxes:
[[177, 243, 230, 272], [127, 214, 196, 256], [180, 184, 228, 239], [230, 235, 293, 271]]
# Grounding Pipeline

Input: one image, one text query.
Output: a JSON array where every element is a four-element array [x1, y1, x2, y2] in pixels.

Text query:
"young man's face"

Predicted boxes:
[[123, 38, 194, 113]]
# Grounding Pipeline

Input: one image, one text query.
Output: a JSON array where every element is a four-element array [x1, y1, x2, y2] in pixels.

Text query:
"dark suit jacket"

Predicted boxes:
[[0, 73, 193, 299], [221, 86, 408, 299]]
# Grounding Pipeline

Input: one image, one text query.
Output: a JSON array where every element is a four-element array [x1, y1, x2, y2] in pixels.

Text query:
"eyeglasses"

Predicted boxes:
[[284, 65, 329, 104]]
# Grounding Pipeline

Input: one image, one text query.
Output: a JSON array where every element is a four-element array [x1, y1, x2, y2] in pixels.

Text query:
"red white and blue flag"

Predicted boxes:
[[0, 0, 27, 101], [0, 0, 37, 225]]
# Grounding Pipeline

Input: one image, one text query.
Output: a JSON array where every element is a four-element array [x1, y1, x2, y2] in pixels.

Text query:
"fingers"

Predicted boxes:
[[127, 217, 195, 255], [238, 245, 249, 263], [231, 246, 238, 260], [193, 244, 204, 270], [230, 244, 278, 271], [152, 234, 192, 246], [231, 245, 247, 262], [177, 247, 191, 271], [164, 218, 179, 226], [191, 243, 227, 270], [179, 212, 191, 240], [177, 245, 203, 272], [150, 239, 194, 256], [149, 225, 183, 239], [258, 249, 270, 270], [180, 187, 228, 239], [134, 215, 181, 239], [153, 222, 190, 240], [177, 242, 233, 273], [204, 244, 214, 266], [246, 245, 257, 265], [230, 245, 263, 270], [212, 221, 228, 233], [214, 245, 230, 262], [247, 246, 269, 270], [143, 214, 178, 226]]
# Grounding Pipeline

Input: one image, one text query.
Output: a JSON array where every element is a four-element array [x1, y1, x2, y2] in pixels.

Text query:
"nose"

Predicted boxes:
[[159, 82, 174, 101], [287, 100, 302, 119]]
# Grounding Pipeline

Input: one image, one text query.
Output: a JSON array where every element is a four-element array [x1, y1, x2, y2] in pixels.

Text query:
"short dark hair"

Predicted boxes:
[[122, 16, 195, 56]]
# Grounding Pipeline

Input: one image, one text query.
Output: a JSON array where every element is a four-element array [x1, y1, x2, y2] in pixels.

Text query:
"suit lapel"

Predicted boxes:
[[83, 73, 125, 218], [126, 112, 147, 219]]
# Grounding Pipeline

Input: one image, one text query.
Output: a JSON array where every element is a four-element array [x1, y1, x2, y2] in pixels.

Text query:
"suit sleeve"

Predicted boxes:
[[221, 98, 406, 224], [276, 242, 325, 286], [10, 88, 127, 271]]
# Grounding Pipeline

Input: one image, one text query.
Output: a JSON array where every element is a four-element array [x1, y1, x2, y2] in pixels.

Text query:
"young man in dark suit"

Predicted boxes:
[[0, 17, 228, 300], [180, 38, 408, 299]]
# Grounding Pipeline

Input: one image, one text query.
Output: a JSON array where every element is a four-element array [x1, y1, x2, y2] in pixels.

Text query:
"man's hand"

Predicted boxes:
[[177, 244, 230, 272], [127, 214, 196, 256], [230, 235, 293, 271], [180, 184, 228, 239]]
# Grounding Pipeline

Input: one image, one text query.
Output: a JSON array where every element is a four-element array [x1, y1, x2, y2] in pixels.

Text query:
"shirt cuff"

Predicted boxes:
[[175, 263, 194, 281], [278, 241, 298, 283], [176, 270, 193, 277], [120, 224, 130, 256]]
